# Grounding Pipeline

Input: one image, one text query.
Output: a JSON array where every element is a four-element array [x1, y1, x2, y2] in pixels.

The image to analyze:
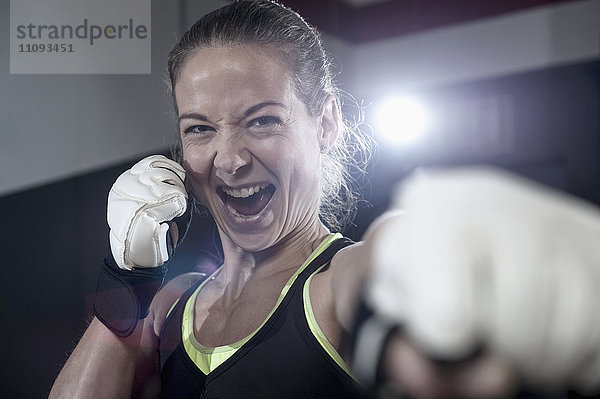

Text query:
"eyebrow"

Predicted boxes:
[[178, 112, 209, 123], [244, 101, 286, 117], [178, 101, 286, 124]]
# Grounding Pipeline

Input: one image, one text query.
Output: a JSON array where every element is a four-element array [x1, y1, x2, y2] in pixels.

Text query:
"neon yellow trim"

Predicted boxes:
[[182, 233, 343, 375], [165, 298, 180, 320], [303, 264, 356, 380]]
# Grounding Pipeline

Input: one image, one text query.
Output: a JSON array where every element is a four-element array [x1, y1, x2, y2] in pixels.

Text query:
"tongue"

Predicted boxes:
[[226, 187, 274, 216]]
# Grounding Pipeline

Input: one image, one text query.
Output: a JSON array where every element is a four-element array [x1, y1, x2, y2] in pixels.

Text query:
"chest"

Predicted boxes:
[[160, 269, 363, 398], [191, 266, 341, 350], [192, 272, 296, 347]]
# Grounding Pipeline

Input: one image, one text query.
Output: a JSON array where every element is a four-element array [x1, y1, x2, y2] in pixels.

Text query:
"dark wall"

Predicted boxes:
[[0, 60, 598, 398], [1, 161, 118, 398]]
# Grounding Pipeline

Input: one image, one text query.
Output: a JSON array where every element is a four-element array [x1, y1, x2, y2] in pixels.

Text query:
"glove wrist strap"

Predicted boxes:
[[347, 297, 400, 391], [93, 255, 167, 338]]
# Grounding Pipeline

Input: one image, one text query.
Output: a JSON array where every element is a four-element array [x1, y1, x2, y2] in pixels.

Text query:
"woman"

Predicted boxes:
[[50, 1, 600, 398], [52, 1, 374, 397]]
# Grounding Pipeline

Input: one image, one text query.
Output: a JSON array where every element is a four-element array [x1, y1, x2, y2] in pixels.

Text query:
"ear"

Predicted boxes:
[[318, 96, 340, 152]]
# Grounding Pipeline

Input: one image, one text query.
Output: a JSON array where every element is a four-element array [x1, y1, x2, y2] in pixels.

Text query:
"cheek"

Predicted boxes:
[[182, 143, 213, 199], [280, 131, 321, 186], [288, 147, 322, 200]]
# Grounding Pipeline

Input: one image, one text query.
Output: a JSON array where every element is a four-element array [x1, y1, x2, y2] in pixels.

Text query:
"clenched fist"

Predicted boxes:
[[108, 155, 188, 270], [365, 167, 600, 394]]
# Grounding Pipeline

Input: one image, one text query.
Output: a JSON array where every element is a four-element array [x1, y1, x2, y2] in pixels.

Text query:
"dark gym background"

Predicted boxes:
[[1, 0, 598, 397]]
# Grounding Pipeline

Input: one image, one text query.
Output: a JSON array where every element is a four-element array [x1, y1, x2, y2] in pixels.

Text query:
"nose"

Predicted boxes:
[[213, 134, 251, 177]]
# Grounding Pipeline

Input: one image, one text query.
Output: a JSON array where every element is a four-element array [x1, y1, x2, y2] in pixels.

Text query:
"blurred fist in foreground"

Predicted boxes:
[[366, 167, 600, 395]]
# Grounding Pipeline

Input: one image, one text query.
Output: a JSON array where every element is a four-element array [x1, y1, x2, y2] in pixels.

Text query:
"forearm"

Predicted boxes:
[[50, 155, 188, 398], [50, 317, 143, 399]]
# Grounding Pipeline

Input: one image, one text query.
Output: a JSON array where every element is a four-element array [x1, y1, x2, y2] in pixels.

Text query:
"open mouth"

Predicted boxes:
[[217, 183, 276, 217]]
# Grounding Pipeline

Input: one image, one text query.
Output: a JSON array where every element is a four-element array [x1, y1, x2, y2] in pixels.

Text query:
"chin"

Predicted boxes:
[[224, 228, 280, 253]]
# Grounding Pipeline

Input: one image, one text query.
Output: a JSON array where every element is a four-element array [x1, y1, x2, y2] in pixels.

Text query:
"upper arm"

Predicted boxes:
[[132, 272, 206, 398], [330, 242, 368, 331], [330, 211, 404, 330]]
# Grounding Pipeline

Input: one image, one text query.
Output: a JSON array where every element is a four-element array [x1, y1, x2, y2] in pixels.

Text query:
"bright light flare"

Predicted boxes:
[[374, 96, 431, 146]]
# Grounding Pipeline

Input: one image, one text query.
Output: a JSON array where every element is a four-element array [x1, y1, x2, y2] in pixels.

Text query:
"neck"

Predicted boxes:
[[215, 217, 330, 294]]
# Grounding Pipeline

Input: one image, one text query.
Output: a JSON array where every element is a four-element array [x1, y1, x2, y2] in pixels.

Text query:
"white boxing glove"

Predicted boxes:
[[108, 155, 188, 270], [367, 167, 600, 393]]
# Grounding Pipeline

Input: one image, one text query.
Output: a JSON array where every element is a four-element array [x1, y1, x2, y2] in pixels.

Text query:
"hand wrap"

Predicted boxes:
[[347, 296, 400, 391], [94, 255, 168, 337]]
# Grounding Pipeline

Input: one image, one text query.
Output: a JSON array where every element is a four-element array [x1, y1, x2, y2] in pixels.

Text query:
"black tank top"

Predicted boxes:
[[158, 236, 369, 398]]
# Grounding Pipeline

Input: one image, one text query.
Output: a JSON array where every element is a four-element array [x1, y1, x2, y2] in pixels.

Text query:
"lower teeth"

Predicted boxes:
[[226, 203, 243, 216], [221, 184, 274, 217]]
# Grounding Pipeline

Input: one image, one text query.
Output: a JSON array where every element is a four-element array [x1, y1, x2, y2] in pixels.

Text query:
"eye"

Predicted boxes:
[[247, 116, 281, 130], [183, 125, 216, 135]]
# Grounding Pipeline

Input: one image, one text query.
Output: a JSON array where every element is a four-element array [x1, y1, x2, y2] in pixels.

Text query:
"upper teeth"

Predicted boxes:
[[223, 183, 268, 198]]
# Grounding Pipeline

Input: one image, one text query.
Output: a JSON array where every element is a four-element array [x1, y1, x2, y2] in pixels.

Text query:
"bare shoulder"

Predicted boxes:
[[330, 241, 363, 270], [363, 209, 404, 242], [330, 210, 403, 273], [148, 272, 207, 336]]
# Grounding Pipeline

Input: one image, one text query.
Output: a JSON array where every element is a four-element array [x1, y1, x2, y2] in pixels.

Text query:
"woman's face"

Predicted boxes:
[[175, 45, 335, 252]]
